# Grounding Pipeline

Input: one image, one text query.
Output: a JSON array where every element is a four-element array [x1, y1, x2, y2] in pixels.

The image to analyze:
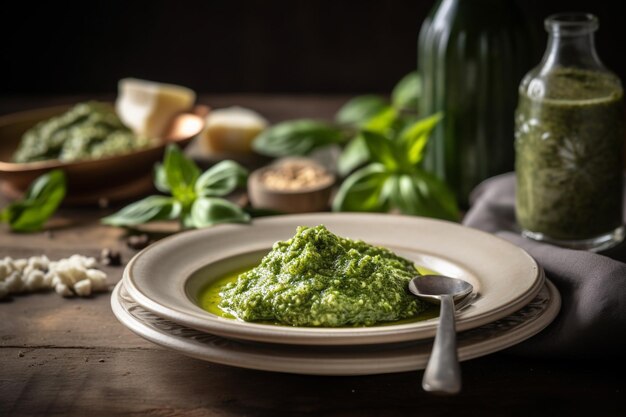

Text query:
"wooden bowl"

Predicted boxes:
[[248, 159, 335, 213], [0, 105, 205, 205]]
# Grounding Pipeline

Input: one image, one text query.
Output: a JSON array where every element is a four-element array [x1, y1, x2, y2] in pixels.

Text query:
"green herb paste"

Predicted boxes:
[[218, 225, 427, 327], [13, 102, 152, 163], [515, 68, 624, 240]]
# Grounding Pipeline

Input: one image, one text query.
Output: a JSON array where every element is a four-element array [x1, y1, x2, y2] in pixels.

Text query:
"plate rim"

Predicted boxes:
[[111, 279, 561, 376], [123, 213, 544, 345]]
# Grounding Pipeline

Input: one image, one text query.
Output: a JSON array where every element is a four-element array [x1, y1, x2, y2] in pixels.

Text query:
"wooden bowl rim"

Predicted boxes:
[[0, 104, 205, 173]]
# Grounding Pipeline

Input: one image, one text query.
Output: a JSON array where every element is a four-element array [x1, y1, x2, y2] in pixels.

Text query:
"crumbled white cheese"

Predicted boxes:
[[86, 269, 108, 291], [13, 258, 27, 271], [73, 279, 92, 297], [0, 255, 109, 299], [24, 269, 45, 291], [5, 271, 24, 293], [55, 283, 73, 297]]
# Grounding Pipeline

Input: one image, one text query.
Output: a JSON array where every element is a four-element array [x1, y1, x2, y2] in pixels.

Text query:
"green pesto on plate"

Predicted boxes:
[[218, 225, 427, 327]]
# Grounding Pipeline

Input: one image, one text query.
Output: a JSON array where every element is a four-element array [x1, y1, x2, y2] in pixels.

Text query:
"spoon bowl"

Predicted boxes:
[[409, 275, 473, 395], [409, 275, 473, 303]]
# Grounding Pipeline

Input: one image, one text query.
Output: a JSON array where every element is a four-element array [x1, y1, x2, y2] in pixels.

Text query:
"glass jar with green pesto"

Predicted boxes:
[[515, 13, 625, 251]]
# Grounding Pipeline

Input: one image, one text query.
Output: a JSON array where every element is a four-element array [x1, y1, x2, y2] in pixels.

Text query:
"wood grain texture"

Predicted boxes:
[[1, 348, 624, 417], [1, 96, 625, 417]]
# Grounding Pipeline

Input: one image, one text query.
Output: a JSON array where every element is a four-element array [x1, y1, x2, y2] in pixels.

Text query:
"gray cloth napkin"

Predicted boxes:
[[463, 172, 626, 358]]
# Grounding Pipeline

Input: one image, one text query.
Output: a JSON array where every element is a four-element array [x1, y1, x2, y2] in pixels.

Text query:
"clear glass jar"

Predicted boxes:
[[515, 13, 625, 251]]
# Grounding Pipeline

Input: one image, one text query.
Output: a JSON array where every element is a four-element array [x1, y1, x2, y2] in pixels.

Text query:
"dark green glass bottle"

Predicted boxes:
[[418, 0, 536, 206]]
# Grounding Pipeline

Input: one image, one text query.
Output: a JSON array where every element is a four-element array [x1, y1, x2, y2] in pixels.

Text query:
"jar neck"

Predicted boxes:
[[540, 32, 604, 73], [539, 14, 605, 73]]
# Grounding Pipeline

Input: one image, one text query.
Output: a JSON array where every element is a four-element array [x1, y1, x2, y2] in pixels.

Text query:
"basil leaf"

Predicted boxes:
[[2, 201, 42, 232], [1, 170, 66, 232], [190, 197, 250, 228], [180, 210, 195, 229], [153, 162, 170, 193], [24, 169, 66, 201], [400, 113, 443, 165], [392, 72, 421, 110], [388, 174, 421, 215], [389, 173, 459, 221], [335, 95, 389, 127], [413, 170, 459, 221], [163, 144, 200, 203], [195, 160, 248, 197], [337, 136, 370, 177], [364, 107, 398, 135], [101, 196, 182, 226], [361, 131, 399, 171], [379, 175, 400, 205], [332, 163, 390, 212], [253, 120, 345, 157]]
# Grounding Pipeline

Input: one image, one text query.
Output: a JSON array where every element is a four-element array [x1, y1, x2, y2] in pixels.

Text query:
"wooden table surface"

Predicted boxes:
[[1, 96, 624, 417]]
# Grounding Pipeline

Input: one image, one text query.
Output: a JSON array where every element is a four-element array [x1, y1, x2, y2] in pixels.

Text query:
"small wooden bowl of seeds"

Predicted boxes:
[[248, 157, 335, 213]]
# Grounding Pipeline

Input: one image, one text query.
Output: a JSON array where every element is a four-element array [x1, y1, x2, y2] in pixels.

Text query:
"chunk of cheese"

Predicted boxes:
[[201, 106, 268, 154], [116, 78, 196, 138]]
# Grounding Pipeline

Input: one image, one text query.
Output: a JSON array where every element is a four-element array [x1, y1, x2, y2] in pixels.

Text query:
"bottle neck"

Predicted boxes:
[[539, 14, 605, 73], [540, 32, 604, 73]]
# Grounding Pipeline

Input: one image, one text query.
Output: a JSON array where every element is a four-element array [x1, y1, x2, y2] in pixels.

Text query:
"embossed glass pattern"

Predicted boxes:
[[515, 13, 624, 251]]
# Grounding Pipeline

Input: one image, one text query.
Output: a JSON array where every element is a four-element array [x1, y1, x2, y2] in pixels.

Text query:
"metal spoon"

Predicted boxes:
[[408, 275, 473, 395]]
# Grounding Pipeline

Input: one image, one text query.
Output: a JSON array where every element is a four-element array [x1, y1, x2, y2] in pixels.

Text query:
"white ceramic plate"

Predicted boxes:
[[122, 213, 544, 345], [111, 280, 560, 375]]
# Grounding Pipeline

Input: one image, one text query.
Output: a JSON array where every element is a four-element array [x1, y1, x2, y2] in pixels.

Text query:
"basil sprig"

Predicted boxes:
[[391, 72, 421, 111], [102, 145, 250, 229], [99, 196, 182, 227], [251, 71, 457, 220], [252, 72, 422, 161], [332, 113, 460, 221], [335, 95, 389, 128], [252, 120, 346, 157], [0, 169, 67, 232]]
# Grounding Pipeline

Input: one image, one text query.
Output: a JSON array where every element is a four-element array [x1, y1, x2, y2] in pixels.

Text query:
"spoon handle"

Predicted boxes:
[[422, 294, 461, 394]]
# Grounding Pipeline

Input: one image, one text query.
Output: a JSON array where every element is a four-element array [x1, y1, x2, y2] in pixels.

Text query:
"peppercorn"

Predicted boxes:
[[126, 234, 151, 250], [100, 248, 122, 266]]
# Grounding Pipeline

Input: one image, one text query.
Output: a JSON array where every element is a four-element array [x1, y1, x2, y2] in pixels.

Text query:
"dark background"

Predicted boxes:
[[2, 0, 625, 95]]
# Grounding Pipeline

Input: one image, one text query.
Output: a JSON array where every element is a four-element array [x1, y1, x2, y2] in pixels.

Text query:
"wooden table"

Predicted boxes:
[[1, 96, 624, 417]]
